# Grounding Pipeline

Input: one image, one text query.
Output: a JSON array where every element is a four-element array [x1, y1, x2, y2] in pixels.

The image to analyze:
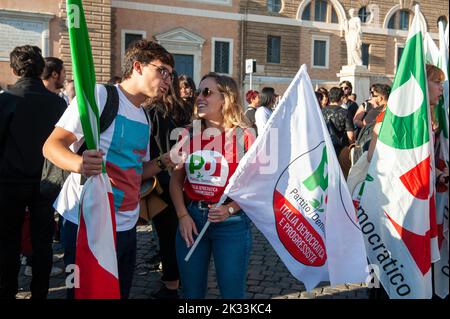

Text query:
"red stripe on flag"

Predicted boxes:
[[75, 192, 120, 299], [385, 211, 431, 275], [399, 156, 431, 200]]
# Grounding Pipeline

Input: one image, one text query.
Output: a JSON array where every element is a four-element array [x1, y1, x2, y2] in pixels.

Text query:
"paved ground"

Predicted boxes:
[[16, 224, 369, 299]]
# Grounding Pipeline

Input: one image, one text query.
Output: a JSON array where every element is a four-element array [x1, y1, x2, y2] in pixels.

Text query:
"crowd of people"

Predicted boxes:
[[0, 38, 448, 300]]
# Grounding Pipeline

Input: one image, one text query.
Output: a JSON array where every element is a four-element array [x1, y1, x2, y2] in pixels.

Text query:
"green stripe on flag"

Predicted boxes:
[[379, 32, 429, 149], [67, 0, 101, 155]]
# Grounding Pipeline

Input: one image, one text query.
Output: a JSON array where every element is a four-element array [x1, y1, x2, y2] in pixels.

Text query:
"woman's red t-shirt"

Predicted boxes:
[[183, 128, 255, 203]]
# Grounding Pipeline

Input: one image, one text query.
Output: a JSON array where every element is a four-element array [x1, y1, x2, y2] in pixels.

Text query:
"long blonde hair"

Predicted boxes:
[[196, 72, 251, 129]]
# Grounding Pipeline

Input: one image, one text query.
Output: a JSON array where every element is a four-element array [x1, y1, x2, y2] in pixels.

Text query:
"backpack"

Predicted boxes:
[[40, 84, 119, 200], [323, 109, 348, 155]]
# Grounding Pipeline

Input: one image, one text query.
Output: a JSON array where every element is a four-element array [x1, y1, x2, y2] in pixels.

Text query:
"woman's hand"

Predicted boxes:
[[178, 213, 198, 248], [208, 205, 231, 223]]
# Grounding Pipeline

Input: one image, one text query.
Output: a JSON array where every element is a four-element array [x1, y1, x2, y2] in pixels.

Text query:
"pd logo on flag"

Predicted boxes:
[[273, 143, 328, 267]]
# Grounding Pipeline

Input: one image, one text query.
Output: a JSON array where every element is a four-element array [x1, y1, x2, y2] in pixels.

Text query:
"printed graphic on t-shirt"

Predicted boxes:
[[185, 150, 230, 198], [106, 114, 149, 211]]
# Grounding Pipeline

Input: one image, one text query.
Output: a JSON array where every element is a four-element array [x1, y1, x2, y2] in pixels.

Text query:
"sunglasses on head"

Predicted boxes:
[[195, 87, 219, 98]]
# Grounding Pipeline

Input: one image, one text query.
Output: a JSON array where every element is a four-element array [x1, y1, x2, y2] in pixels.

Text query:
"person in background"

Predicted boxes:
[[254, 87, 276, 135], [107, 75, 122, 85], [317, 87, 329, 108], [62, 80, 76, 105], [315, 91, 324, 108], [146, 70, 193, 299], [322, 87, 355, 178], [353, 84, 376, 131], [178, 74, 196, 113], [170, 72, 255, 299], [0, 45, 67, 299], [41, 57, 66, 95], [23, 57, 68, 278], [243, 89, 260, 131], [339, 80, 358, 123]]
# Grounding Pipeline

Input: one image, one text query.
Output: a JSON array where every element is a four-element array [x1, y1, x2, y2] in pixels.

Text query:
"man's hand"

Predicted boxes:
[[80, 149, 104, 177]]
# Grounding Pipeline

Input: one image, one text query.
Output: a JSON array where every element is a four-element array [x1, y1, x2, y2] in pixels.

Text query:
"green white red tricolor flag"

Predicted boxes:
[[357, 6, 439, 299], [67, 0, 120, 299], [223, 65, 368, 290]]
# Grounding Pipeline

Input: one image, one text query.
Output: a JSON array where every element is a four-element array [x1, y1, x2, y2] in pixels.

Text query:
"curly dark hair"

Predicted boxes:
[[10, 45, 45, 78], [122, 39, 174, 80]]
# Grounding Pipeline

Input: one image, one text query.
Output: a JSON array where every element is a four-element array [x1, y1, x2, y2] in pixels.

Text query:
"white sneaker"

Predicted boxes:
[[52, 254, 63, 263]]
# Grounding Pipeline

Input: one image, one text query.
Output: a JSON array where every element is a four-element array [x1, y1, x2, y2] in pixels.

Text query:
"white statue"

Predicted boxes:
[[344, 8, 363, 66]]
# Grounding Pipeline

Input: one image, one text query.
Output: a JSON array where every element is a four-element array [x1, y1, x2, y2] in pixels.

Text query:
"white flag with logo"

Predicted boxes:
[[357, 7, 436, 299], [223, 65, 368, 290]]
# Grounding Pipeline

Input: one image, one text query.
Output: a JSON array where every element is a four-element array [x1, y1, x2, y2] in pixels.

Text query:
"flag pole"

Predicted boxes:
[[184, 194, 228, 262]]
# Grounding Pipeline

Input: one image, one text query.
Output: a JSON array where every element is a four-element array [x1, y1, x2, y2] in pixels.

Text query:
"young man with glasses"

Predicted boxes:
[[43, 40, 176, 299]]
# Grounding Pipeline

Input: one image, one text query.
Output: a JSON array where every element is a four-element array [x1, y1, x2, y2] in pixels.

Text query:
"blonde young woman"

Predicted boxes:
[[170, 73, 255, 299]]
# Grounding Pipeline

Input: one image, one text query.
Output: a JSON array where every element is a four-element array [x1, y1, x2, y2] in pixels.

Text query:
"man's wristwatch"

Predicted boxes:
[[227, 205, 235, 216]]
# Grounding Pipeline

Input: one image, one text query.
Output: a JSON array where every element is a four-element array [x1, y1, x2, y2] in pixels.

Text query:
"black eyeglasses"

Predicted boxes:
[[195, 87, 219, 98], [149, 63, 172, 80], [341, 86, 351, 91]]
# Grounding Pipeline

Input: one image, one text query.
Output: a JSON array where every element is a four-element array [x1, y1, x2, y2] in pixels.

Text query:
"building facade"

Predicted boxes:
[[0, 0, 448, 100]]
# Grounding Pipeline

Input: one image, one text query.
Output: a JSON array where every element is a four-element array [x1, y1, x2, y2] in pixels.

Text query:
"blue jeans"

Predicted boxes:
[[176, 202, 252, 299], [60, 216, 136, 299]]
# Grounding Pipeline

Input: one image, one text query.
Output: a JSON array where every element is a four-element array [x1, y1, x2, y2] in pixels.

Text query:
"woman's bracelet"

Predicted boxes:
[[178, 213, 189, 220]]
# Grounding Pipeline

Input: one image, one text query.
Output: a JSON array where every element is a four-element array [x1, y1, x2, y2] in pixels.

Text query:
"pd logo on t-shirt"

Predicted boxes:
[[186, 150, 229, 187]]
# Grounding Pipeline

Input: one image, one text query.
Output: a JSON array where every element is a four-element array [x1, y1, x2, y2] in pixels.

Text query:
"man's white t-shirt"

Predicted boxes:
[[255, 106, 273, 135], [54, 84, 150, 232]]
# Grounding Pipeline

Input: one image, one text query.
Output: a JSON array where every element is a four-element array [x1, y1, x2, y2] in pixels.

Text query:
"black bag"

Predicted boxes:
[[40, 84, 119, 200]]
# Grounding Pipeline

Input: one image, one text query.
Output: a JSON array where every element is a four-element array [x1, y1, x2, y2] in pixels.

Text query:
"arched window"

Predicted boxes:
[[438, 16, 448, 30], [300, 0, 339, 24], [358, 6, 370, 23], [388, 9, 412, 31], [315, 0, 327, 22], [268, 0, 282, 13], [302, 3, 311, 21], [331, 6, 338, 23]]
